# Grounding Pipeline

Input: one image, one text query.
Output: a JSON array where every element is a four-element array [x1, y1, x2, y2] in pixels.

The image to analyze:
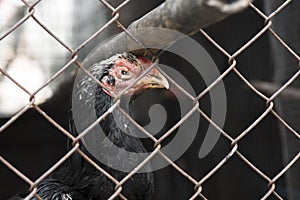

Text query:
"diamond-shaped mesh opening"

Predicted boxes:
[[202, 155, 272, 199]]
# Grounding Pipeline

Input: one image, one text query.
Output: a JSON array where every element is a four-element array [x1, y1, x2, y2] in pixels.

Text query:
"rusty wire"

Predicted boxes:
[[0, 0, 299, 199]]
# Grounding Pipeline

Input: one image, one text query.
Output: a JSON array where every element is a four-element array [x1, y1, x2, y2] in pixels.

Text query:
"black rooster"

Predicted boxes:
[[11, 53, 169, 200]]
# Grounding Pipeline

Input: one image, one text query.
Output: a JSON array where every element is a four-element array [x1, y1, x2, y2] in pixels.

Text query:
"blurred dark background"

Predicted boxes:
[[1, 0, 299, 199]]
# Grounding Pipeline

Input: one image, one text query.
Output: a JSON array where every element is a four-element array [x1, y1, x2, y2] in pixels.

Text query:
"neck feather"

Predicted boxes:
[[94, 86, 147, 153]]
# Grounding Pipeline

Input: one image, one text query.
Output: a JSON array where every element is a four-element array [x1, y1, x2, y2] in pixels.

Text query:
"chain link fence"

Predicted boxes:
[[0, 0, 299, 199]]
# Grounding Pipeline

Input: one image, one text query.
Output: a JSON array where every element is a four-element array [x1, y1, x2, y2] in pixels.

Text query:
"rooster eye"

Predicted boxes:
[[120, 69, 132, 79], [121, 70, 129, 75]]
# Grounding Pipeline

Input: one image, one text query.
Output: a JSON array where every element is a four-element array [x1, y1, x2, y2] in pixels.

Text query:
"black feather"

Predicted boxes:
[[10, 53, 154, 200]]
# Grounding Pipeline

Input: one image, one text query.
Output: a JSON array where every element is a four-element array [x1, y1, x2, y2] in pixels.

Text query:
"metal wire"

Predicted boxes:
[[0, 0, 299, 199]]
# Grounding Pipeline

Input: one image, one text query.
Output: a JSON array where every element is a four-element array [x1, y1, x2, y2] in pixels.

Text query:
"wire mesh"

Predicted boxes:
[[0, 0, 299, 199]]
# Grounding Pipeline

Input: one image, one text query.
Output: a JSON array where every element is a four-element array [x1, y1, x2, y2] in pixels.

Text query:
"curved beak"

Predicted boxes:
[[129, 68, 169, 94]]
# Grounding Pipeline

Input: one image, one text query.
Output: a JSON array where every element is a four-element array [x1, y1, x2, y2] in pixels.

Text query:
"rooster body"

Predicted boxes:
[[10, 53, 169, 200]]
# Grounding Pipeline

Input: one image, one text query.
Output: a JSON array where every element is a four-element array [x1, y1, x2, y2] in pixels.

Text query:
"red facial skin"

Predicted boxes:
[[101, 57, 169, 97]]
